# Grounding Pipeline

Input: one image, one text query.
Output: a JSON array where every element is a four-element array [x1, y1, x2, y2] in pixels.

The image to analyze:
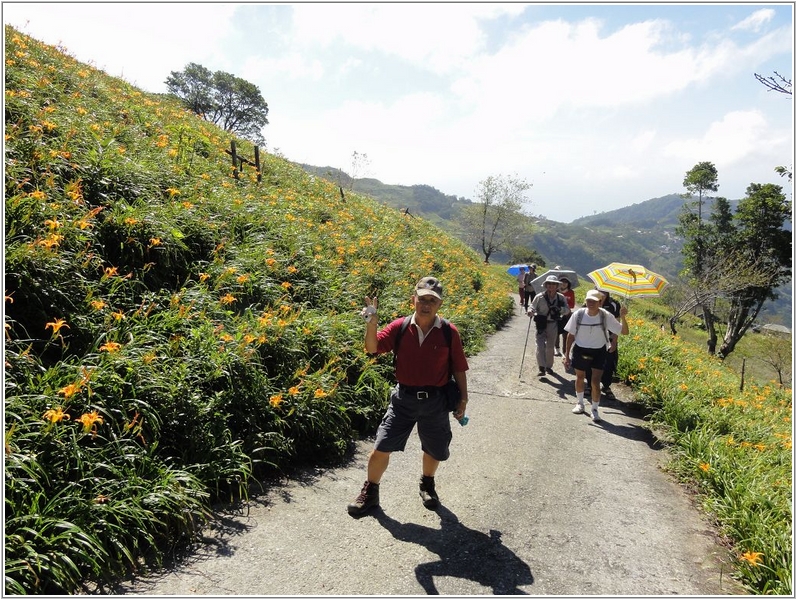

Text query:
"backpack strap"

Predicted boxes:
[[574, 308, 609, 345], [392, 316, 412, 371], [600, 309, 608, 344], [575, 308, 585, 336]]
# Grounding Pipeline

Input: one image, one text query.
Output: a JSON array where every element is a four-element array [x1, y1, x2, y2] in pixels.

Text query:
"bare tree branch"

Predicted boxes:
[[754, 71, 793, 95]]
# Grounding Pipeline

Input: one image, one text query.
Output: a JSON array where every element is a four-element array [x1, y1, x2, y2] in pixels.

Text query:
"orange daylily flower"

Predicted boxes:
[[76, 410, 103, 435], [42, 407, 71, 423], [740, 551, 763, 566], [45, 318, 69, 335], [57, 382, 82, 399]]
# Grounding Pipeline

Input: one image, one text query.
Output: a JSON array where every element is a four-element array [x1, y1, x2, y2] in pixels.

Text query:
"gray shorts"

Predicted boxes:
[[374, 385, 453, 461]]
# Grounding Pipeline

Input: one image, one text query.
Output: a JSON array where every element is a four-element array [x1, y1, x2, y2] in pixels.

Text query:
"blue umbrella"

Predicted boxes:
[[506, 264, 529, 276]]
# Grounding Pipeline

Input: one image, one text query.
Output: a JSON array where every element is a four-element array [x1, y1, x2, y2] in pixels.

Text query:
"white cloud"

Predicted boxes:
[[631, 130, 657, 151], [4, 4, 239, 91], [662, 110, 780, 166], [338, 57, 363, 77], [449, 17, 725, 131], [732, 9, 776, 32], [241, 54, 324, 82], [289, 4, 525, 73]]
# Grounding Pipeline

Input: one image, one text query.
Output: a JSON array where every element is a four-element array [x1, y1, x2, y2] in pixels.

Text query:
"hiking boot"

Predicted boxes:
[[419, 475, 439, 510], [572, 402, 585, 414], [347, 481, 379, 516]]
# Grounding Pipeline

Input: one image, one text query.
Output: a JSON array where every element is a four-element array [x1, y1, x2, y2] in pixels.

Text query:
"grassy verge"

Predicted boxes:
[[4, 27, 513, 593], [617, 316, 792, 594]]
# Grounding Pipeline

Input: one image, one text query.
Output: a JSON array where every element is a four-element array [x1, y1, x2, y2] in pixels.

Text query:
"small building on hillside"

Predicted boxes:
[[757, 324, 791, 338]]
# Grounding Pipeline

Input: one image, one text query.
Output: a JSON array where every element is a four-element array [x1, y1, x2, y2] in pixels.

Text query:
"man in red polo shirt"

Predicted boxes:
[[347, 276, 470, 516]]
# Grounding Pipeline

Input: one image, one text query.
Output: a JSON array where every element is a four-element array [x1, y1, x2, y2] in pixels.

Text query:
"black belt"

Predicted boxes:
[[398, 384, 443, 400]]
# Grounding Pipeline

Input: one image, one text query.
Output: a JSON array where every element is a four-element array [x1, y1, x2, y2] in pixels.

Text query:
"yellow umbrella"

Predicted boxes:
[[587, 263, 669, 299]]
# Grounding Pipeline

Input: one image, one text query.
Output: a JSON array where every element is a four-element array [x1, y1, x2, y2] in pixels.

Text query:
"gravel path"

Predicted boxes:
[[117, 306, 745, 596]]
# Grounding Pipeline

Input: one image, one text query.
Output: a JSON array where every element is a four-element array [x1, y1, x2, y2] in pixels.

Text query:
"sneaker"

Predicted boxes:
[[572, 402, 585, 414], [602, 388, 616, 400], [554, 348, 562, 357], [591, 408, 602, 422], [419, 475, 439, 510], [347, 481, 379, 516]]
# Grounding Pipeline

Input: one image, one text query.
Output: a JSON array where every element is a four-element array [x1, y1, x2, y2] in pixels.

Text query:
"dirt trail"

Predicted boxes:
[[118, 307, 745, 596]]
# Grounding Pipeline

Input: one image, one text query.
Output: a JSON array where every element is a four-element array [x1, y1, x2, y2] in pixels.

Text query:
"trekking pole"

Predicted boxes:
[[519, 313, 533, 378]]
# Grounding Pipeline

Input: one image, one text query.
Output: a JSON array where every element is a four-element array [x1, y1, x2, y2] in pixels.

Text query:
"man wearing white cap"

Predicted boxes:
[[563, 289, 629, 422], [528, 275, 571, 377]]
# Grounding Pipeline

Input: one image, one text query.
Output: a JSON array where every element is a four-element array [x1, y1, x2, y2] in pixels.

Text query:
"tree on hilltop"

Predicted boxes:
[[716, 183, 792, 358], [675, 177, 791, 359], [679, 161, 720, 352], [459, 174, 532, 264], [166, 63, 269, 146]]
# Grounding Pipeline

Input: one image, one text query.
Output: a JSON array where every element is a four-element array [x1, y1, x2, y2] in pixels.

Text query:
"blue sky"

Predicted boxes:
[[4, 3, 793, 223]]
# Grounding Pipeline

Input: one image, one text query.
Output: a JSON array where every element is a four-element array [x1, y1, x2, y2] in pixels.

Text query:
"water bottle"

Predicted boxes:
[[457, 414, 469, 426]]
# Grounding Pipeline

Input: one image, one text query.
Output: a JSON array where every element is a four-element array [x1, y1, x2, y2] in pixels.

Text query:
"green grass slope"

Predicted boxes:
[[4, 27, 513, 593]]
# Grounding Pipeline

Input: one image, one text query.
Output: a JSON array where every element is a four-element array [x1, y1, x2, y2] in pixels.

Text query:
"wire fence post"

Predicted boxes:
[[740, 358, 746, 391], [230, 140, 239, 180], [254, 146, 261, 183]]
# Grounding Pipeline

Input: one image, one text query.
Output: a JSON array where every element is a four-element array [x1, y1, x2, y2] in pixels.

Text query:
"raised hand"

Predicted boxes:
[[360, 296, 378, 322]]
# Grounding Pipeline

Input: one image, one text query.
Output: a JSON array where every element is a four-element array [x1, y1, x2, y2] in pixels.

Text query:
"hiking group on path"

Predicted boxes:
[[119, 274, 742, 596], [347, 273, 630, 516]]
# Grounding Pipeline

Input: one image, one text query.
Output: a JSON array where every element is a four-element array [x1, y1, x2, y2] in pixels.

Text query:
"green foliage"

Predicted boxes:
[[165, 62, 269, 146], [676, 165, 791, 358], [617, 318, 792, 594], [4, 27, 513, 593], [459, 174, 531, 263]]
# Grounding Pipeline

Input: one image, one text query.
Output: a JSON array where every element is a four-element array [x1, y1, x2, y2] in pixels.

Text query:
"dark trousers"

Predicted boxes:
[[601, 349, 618, 388], [524, 290, 535, 309]]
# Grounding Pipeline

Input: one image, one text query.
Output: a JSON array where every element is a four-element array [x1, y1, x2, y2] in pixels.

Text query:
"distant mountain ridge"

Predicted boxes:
[[297, 164, 791, 327], [571, 194, 693, 228]]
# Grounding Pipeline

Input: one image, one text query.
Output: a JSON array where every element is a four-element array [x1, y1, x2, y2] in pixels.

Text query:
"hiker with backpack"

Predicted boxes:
[[554, 276, 576, 357], [516, 265, 527, 306], [347, 276, 470, 517], [528, 275, 571, 377], [597, 289, 622, 400], [523, 264, 537, 310], [562, 289, 629, 422]]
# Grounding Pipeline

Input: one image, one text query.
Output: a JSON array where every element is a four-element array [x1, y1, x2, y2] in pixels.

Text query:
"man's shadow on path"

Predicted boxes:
[[370, 504, 534, 595]]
